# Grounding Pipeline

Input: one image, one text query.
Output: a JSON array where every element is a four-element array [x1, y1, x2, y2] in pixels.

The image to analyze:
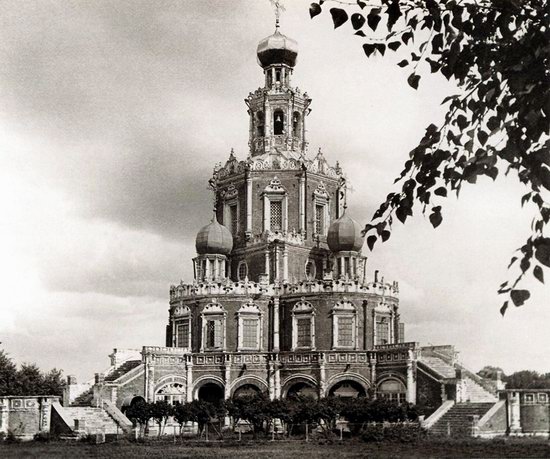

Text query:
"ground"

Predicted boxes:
[[2, 437, 550, 458]]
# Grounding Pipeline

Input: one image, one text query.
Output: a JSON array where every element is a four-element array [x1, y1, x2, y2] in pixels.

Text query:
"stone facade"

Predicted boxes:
[[70, 25, 501, 432], [0, 396, 57, 440]]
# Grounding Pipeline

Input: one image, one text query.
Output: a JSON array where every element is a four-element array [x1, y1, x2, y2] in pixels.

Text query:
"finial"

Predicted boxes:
[[270, 0, 285, 31]]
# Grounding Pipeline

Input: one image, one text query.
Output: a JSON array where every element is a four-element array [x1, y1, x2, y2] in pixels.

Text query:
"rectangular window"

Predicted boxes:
[[315, 204, 325, 234], [337, 316, 354, 347], [206, 319, 223, 349], [399, 323, 405, 343], [242, 318, 258, 348], [230, 204, 238, 235], [270, 200, 283, 231], [176, 321, 190, 348], [297, 318, 312, 348], [376, 320, 389, 345]]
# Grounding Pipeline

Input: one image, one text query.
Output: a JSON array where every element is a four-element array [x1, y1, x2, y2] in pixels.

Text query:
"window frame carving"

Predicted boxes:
[[262, 177, 288, 233], [200, 300, 227, 352], [291, 298, 316, 351], [331, 299, 357, 350], [173, 305, 192, 350], [313, 182, 330, 237], [237, 299, 263, 351]]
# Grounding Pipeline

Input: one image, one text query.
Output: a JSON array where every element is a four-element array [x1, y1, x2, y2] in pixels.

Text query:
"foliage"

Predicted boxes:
[[341, 398, 418, 427], [186, 400, 218, 436], [310, 0, 550, 313], [173, 402, 195, 432], [477, 365, 504, 380], [0, 350, 65, 397], [149, 400, 173, 437], [225, 394, 271, 437], [504, 370, 550, 389], [125, 399, 152, 437]]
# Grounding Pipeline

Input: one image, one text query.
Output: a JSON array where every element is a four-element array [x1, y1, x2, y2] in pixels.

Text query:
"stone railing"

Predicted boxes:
[[374, 342, 418, 363], [374, 342, 419, 351], [169, 279, 399, 301]]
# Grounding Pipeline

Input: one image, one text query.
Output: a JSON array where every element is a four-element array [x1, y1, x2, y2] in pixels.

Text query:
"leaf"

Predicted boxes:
[[500, 301, 508, 316], [397, 59, 409, 67], [434, 187, 447, 197], [534, 238, 550, 267], [534, 265, 544, 284], [375, 43, 386, 56], [429, 208, 443, 228], [309, 3, 322, 19], [357, 0, 367, 8], [478, 130, 489, 146], [386, 0, 402, 31], [351, 13, 366, 30], [510, 289, 530, 307], [388, 41, 401, 51], [396, 206, 408, 224], [367, 9, 381, 31], [407, 73, 420, 90], [508, 256, 517, 268], [330, 8, 348, 29], [362, 43, 377, 58], [381, 230, 391, 242], [354, 30, 366, 37], [402, 31, 413, 45], [367, 235, 377, 251]]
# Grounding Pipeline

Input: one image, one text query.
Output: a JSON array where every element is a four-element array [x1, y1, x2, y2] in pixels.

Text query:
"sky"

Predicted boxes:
[[0, 0, 548, 382]]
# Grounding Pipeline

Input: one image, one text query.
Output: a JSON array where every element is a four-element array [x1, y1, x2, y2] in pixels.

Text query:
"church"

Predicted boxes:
[[62, 22, 502, 433]]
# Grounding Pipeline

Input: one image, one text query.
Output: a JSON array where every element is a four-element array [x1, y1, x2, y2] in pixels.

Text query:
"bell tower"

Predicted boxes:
[[246, 18, 311, 157]]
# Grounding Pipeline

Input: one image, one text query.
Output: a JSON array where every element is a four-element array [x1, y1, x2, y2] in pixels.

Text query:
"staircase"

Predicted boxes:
[[419, 356, 456, 378], [71, 387, 94, 407], [104, 360, 141, 382], [63, 406, 121, 435], [429, 403, 494, 437], [463, 376, 498, 402]]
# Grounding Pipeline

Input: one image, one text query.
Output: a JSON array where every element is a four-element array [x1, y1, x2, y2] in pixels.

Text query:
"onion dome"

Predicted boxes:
[[327, 213, 364, 253], [195, 218, 233, 255], [257, 28, 298, 68]]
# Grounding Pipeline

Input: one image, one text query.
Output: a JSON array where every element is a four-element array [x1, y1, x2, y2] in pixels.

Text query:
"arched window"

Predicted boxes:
[[256, 111, 265, 137], [275, 69, 281, 83], [292, 112, 300, 137], [305, 260, 316, 281], [273, 110, 284, 135], [378, 379, 406, 404], [155, 382, 186, 405], [237, 261, 248, 281]]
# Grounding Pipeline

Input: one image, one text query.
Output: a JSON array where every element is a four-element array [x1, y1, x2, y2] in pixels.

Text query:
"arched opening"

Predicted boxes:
[[155, 382, 186, 405], [328, 380, 366, 398], [273, 110, 284, 135], [256, 111, 265, 137], [378, 379, 406, 404], [198, 382, 224, 406], [275, 69, 281, 83], [292, 112, 300, 137], [286, 381, 318, 400], [233, 384, 262, 398], [121, 395, 146, 414]]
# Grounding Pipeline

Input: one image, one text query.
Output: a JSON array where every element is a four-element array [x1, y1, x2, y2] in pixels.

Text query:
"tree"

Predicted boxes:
[[149, 400, 173, 437], [225, 394, 271, 438], [0, 350, 18, 396], [477, 365, 505, 380], [41, 369, 65, 397], [310, 0, 549, 313], [187, 400, 216, 438], [16, 363, 43, 396], [173, 402, 194, 436], [505, 370, 550, 388], [125, 399, 152, 438]]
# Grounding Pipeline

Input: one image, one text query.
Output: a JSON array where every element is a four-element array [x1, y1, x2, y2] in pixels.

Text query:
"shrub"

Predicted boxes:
[[361, 422, 426, 443]]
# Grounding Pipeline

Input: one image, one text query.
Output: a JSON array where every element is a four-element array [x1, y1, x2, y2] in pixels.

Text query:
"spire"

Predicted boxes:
[[270, 0, 285, 31]]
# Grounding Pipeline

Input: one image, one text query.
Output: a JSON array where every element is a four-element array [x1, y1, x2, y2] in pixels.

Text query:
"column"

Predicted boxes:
[[508, 392, 522, 433], [204, 259, 210, 281], [224, 358, 232, 400], [299, 175, 305, 233], [389, 309, 394, 343], [406, 350, 416, 404], [282, 247, 288, 282], [246, 175, 252, 233], [319, 360, 326, 398], [272, 297, 280, 352], [265, 249, 271, 280], [274, 359, 281, 399], [369, 357, 377, 393], [268, 361, 275, 400], [186, 357, 193, 402], [274, 246, 280, 281]]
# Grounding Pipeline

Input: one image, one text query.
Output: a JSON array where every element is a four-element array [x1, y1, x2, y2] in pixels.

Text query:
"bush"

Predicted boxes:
[[361, 422, 425, 443], [33, 431, 52, 442]]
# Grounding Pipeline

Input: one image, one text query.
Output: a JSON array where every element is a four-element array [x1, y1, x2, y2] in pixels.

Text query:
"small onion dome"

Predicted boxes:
[[257, 29, 298, 68], [195, 219, 233, 255], [327, 214, 364, 253]]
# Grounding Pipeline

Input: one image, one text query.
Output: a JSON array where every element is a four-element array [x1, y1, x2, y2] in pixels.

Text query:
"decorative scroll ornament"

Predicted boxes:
[[264, 176, 286, 193]]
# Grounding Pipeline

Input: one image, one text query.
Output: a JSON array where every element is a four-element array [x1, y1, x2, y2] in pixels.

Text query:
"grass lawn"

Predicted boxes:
[[2, 437, 550, 458]]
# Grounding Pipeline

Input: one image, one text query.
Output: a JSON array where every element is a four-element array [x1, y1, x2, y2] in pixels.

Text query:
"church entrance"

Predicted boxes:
[[198, 382, 224, 406]]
